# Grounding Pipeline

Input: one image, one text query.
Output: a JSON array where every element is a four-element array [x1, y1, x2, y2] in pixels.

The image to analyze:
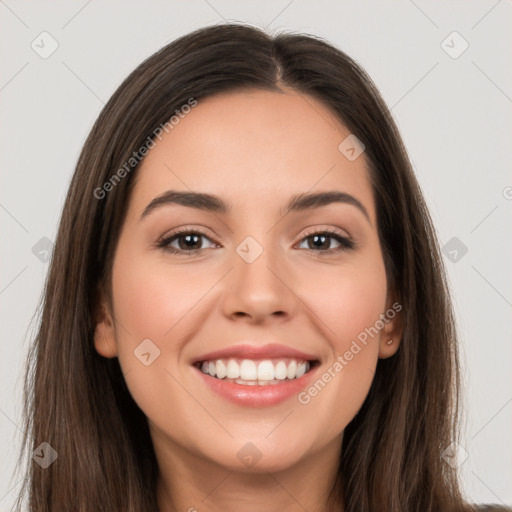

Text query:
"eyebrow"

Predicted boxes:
[[140, 190, 371, 224]]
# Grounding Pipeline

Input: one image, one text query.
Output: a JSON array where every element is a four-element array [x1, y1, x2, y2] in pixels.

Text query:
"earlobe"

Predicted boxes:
[[378, 336, 401, 359], [94, 324, 118, 358], [378, 294, 403, 359], [93, 288, 118, 359]]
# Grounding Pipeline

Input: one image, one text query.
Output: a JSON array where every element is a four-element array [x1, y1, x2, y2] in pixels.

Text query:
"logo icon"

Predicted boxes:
[[32, 442, 58, 469], [32, 237, 54, 263], [441, 31, 469, 59], [31, 32, 59, 59], [338, 134, 365, 161], [237, 442, 263, 468], [442, 237, 468, 263], [236, 236, 264, 264], [441, 441, 469, 469], [134, 338, 161, 366]]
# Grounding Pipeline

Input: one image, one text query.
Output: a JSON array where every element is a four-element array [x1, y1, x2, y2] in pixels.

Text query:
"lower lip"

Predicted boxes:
[[193, 364, 319, 407]]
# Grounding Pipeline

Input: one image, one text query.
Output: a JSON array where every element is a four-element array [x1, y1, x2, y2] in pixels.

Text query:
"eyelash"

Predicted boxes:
[[157, 227, 356, 257]]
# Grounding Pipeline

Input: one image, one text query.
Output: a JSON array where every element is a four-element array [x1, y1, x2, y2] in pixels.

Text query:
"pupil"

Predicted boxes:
[[181, 234, 200, 250], [311, 234, 328, 250]]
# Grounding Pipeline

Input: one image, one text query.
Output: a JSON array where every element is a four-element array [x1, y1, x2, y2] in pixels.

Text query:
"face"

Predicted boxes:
[[94, 89, 401, 474]]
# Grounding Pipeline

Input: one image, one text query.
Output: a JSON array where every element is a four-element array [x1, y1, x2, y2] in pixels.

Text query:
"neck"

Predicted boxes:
[[153, 431, 344, 512]]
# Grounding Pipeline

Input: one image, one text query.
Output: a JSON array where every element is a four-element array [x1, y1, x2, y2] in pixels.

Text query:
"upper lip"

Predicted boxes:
[[192, 343, 319, 364]]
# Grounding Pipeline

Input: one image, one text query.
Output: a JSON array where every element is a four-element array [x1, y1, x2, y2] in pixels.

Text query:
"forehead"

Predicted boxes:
[[132, 89, 375, 223]]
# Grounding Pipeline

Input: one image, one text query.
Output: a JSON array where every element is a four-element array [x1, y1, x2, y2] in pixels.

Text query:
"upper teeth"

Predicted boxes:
[[200, 358, 311, 381]]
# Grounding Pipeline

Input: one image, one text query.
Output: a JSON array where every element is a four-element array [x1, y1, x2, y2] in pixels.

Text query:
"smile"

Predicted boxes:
[[196, 358, 315, 386], [193, 358, 320, 407]]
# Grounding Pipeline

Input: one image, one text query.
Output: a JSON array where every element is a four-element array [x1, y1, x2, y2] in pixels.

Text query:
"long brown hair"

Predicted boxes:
[[13, 22, 482, 511]]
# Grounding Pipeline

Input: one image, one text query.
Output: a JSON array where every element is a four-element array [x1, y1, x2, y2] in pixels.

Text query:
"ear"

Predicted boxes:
[[378, 290, 403, 359], [92, 284, 118, 358]]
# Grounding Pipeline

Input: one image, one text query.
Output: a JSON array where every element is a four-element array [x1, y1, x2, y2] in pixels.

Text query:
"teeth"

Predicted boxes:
[[226, 360, 240, 379], [274, 361, 288, 379], [199, 358, 313, 383], [287, 360, 297, 379], [216, 360, 227, 379], [240, 359, 258, 380], [257, 360, 274, 380], [296, 362, 307, 378]]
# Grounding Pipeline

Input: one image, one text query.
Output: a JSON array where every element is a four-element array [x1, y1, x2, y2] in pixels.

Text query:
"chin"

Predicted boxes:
[[203, 438, 313, 474]]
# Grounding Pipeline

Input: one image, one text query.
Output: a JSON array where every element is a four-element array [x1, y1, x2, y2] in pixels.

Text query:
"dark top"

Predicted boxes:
[[476, 506, 512, 511]]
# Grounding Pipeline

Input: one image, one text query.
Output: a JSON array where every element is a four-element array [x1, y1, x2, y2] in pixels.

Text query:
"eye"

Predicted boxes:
[[296, 228, 355, 254], [157, 227, 356, 257], [157, 228, 218, 255]]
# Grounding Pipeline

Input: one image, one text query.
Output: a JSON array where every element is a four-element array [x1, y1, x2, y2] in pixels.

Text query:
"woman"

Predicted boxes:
[[13, 23, 509, 512]]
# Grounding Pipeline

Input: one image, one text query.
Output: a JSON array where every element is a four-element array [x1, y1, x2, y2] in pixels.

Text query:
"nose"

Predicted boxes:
[[220, 240, 298, 325]]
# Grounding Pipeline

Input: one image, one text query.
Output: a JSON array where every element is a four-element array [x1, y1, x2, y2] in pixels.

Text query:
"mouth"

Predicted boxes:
[[193, 357, 320, 386], [190, 343, 321, 407], [192, 354, 320, 407]]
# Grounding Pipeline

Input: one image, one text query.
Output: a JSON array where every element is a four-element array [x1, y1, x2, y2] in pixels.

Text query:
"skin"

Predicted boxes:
[[94, 89, 402, 512]]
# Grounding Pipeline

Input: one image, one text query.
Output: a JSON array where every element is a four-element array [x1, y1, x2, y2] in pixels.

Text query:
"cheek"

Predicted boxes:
[[294, 253, 387, 429], [301, 255, 388, 351], [112, 254, 208, 344], [108, 248, 209, 411]]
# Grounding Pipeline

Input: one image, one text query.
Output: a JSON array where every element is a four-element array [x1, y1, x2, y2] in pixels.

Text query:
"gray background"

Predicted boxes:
[[1, 0, 511, 508]]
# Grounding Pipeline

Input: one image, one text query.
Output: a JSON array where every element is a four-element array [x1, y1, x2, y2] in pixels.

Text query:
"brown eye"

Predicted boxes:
[[158, 230, 217, 255], [297, 230, 355, 254]]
